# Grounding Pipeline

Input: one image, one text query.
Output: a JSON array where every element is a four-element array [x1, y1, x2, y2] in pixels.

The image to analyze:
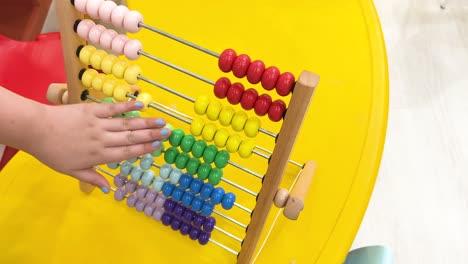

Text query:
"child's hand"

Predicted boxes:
[[29, 100, 170, 193]]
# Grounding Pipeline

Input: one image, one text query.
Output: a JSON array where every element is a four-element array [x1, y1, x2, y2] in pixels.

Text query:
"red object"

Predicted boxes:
[[240, 88, 258, 110], [226, 82, 244, 105], [218, 48, 237, 73], [261, 66, 280, 90], [246, 60, 265, 84], [231, 54, 251, 78], [276, 72, 295, 96], [268, 99, 287, 122], [213, 77, 231, 99], [0, 32, 66, 170], [254, 94, 272, 116]]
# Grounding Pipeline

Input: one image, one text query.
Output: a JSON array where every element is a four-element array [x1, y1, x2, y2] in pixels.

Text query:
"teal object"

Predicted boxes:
[[169, 168, 183, 184], [160, 163, 173, 179], [344, 246, 393, 264], [141, 170, 155, 186], [130, 166, 144, 181], [152, 177, 165, 192], [107, 162, 119, 169], [140, 154, 154, 170], [120, 161, 133, 176], [127, 157, 138, 163]]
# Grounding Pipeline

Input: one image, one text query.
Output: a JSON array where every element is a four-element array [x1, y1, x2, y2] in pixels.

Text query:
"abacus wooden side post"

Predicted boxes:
[[237, 71, 319, 263], [55, 1, 94, 193]]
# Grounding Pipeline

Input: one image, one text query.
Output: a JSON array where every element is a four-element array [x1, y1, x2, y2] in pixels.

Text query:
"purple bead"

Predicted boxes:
[[198, 232, 210, 245], [189, 228, 201, 240], [179, 222, 191, 235], [126, 194, 137, 207], [113, 174, 127, 187], [171, 218, 182, 231], [136, 186, 148, 198], [125, 180, 138, 193], [162, 213, 173, 226], [153, 207, 164, 221], [182, 209, 195, 223], [163, 199, 177, 212], [144, 203, 156, 216], [193, 214, 206, 227], [145, 189, 158, 203], [173, 204, 185, 218], [114, 188, 126, 201], [154, 195, 166, 208], [203, 217, 216, 232], [135, 199, 146, 212]]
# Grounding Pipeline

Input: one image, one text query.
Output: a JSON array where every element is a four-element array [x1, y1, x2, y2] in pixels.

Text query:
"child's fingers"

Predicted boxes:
[[103, 128, 171, 147], [102, 116, 167, 132], [94, 101, 144, 118], [72, 168, 110, 194], [103, 141, 162, 163]]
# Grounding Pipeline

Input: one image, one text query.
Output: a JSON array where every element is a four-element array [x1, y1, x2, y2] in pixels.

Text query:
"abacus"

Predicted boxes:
[[47, 1, 319, 263]]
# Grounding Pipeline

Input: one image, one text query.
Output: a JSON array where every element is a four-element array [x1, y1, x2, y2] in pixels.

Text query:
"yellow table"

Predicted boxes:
[[0, 0, 388, 263]]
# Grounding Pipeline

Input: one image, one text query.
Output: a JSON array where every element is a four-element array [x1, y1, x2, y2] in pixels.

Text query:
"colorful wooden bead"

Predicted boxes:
[[76, 19, 95, 40], [226, 134, 242, 153], [191, 197, 204, 212], [211, 187, 225, 204], [123, 10, 143, 33], [214, 77, 231, 99], [180, 223, 191, 236], [178, 173, 193, 189], [130, 166, 144, 181], [111, 35, 129, 55], [175, 152, 189, 170], [81, 69, 98, 88], [208, 168, 223, 185], [194, 95, 210, 115], [198, 232, 210, 245], [144, 203, 156, 217], [203, 217, 216, 232], [232, 54, 251, 78], [91, 73, 106, 91], [182, 209, 195, 223], [226, 83, 244, 105], [101, 97, 116, 104], [240, 88, 258, 110], [101, 54, 117, 74], [162, 213, 173, 226], [107, 162, 119, 169], [120, 161, 133, 176], [127, 157, 138, 163], [152, 207, 164, 221], [180, 135, 196, 153], [201, 201, 214, 217], [219, 106, 235, 126], [214, 128, 230, 148], [261, 66, 280, 90], [101, 78, 117, 97], [98, 0, 117, 23], [247, 60, 265, 84], [244, 117, 261, 137], [206, 100, 223, 121], [139, 154, 154, 170], [162, 182, 175, 197], [276, 72, 295, 96], [125, 179, 138, 193], [231, 111, 248, 132], [135, 92, 152, 111], [200, 183, 214, 200], [114, 187, 126, 201], [191, 140, 207, 158], [171, 218, 182, 231], [168, 128, 184, 147], [214, 150, 230, 169], [146, 189, 158, 203], [202, 123, 217, 142], [239, 139, 255, 158], [203, 145, 218, 164], [182, 192, 194, 207], [218, 49, 237, 72], [268, 99, 287, 122], [113, 174, 127, 187], [141, 170, 155, 186], [86, 0, 104, 18], [221, 192, 236, 210], [152, 177, 165, 192], [110, 5, 129, 28], [124, 64, 141, 85], [111, 59, 128, 79], [154, 193, 166, 207], [126, 194, 137, 207], [136, 186, 148, 199], [150, 142, 165, 157], [99, 29, 118, 50], [190, 117, 205, 137], [159, 163, 173, 179], [186, 158, 200, 175], [189, 228, 201, 240], [135, 199, 146, 212], [169, 168, 183, 184], [173, 204, 185, 218], [113, 83, 131, 101], [193, 214, 206, 227], [123, 110, 140, 118], [197, 163, 211, 180], [79, 45, 96, 65], [172, 186, 185, 202], [88, 24, 106, 45], [254, 94, 272, 116], [73, 0, 88, 13], [189, 178, 204, 194]]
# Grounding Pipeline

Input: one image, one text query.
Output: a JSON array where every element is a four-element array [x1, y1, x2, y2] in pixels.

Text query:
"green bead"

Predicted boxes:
[[124, 110, 141, 118], [186, 158, 201, 175], [197, 163, 211, 180], [101, 97, 116, 104], [214, 150, 230, 169], [151, 142, 165, 157], [180, 135, 196, 153], [203, 145, 218, 164], [164, 147, 179, 164], [175, 152, 190, 169], [162, 123, 174, 142], [169, 129, 185, 147], [192, 140, 207, 158], [208, 168, 223, 185]]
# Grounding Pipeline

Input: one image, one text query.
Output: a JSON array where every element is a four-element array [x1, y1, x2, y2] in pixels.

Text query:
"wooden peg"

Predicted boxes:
[[274, 188, 290, 208], [46, 83, 68, 105]]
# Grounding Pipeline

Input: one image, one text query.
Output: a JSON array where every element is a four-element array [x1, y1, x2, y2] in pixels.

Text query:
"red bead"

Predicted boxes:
[[232, 54, 251, 78], [246, 60, 265, 84], [227, 83, 245, 105], [276, 72, 295, 96], [261, 66, 280, 90], [214, 77, 231, 99], [254, 94, 272, 116], [218, 49, 237, 73], [268, 100, 287, 122], [240, 88, 258, 110]]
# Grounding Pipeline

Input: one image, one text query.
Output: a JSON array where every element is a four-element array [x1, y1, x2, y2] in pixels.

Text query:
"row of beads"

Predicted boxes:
[[78, 45, 141, 85], [214, 78, 287, 122], [161, 182, 214, 216], [163, 198, 216, 234], [194, 95, 261, 138], [72, 0, 143, 33], [75, 19, 142, 60], [100, 97, 141, 118], [190, 117, 255, 158], [218, 49, 295, 97]]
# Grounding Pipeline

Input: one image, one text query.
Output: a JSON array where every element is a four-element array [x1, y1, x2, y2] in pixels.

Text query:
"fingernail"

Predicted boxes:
[[100, 186, 109, 194], [135, 101, 143, 108], [156, 118, 164, 126], [153, 141, 161, 148], [161, 128, 169, 137]]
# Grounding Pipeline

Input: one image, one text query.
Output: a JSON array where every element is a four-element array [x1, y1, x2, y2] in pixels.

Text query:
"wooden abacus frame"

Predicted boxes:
[[50, 1, 320, 263]]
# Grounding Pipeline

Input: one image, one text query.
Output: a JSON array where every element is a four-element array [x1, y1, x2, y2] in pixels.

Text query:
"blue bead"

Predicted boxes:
[[211, 187, 225, 204], [141, 170, 155, 186], [120, 161, 133, 176], [169, 168, 183, 184], [179, 173, 193, 189], [162, 182, 175, 197], [191, 196, 204, 212], [200, 183, 214, 200], [182, 192, 194, 207], [172, 186, 185, 202], [107, 162, 119, 169], [189, 178, 204, 194], [221, 192, 236, 210], [201, 201, 214, 217], [152, 177, 165, 192], [140, 154, 154, 170], [130, 166, 144, 181], [159, 163, 173, 179]]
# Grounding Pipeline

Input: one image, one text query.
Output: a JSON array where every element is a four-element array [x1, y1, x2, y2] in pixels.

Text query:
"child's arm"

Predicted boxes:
[[0, 86, 170, 193]]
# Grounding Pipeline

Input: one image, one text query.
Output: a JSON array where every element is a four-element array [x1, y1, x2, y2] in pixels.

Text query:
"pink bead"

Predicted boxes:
[[86, 0, 104, 19], [76, 19, 95, 40], [111, 5, 129, 28], [98, 0, 117, 23], [123, 39, 142, 60], [74, 0, 88, 14], [99, 29, 118, 50], [111, 34, 129, 55], [123, 10, 143, 33], [88, 24, 106, 45]]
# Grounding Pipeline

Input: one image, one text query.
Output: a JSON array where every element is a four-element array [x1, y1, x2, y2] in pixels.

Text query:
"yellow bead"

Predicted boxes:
[[244, 116, 261, 138], [124, 64, 141, 85], [206, 100, 223, 121], [91, 73, 106, 92], [239, 139, 255, 158], [113, 83, 131, 102], [90, 50, 108, 70], [194, 95, 210, 115], [136, 92, 152, 111], [214, 128, 230, 148], [79, 45, 97, 65], [202, 123, 217, 142], [226, 134, 243, 153], [81, 69, 98, 88], [231, 111, 248, 132], [112, 59, 128, 79], [101, 54, 118, 74], [190, 117, 205, 136], [102, 78, 117, 97], [219, 106, 235, 126]]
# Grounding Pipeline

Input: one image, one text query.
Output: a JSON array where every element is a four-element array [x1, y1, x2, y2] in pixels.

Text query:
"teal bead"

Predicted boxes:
[[124, 110, 141, 118], [192, 140, 207, 158], [120, 161, 133, 176], [169, 168, 183, 184], [152, 177, 165, 192], [175, 152, 190, 169], [127, 157, 138, 163], [214, 150, 230, 169], [180, 135, 196, 153], [140, 154, 154, 170], [164, 147, 179, 164], [160, 163, 173, 179], [130, 166, 144, 181], [141, 170, 155, 186], [186, 158, 200, 175], [107, 162, 119, 169], [203, 145, 218, 164], [151, 142, 165, 157], [208, 168, 223, 185], [197, 163, 211, 180]]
